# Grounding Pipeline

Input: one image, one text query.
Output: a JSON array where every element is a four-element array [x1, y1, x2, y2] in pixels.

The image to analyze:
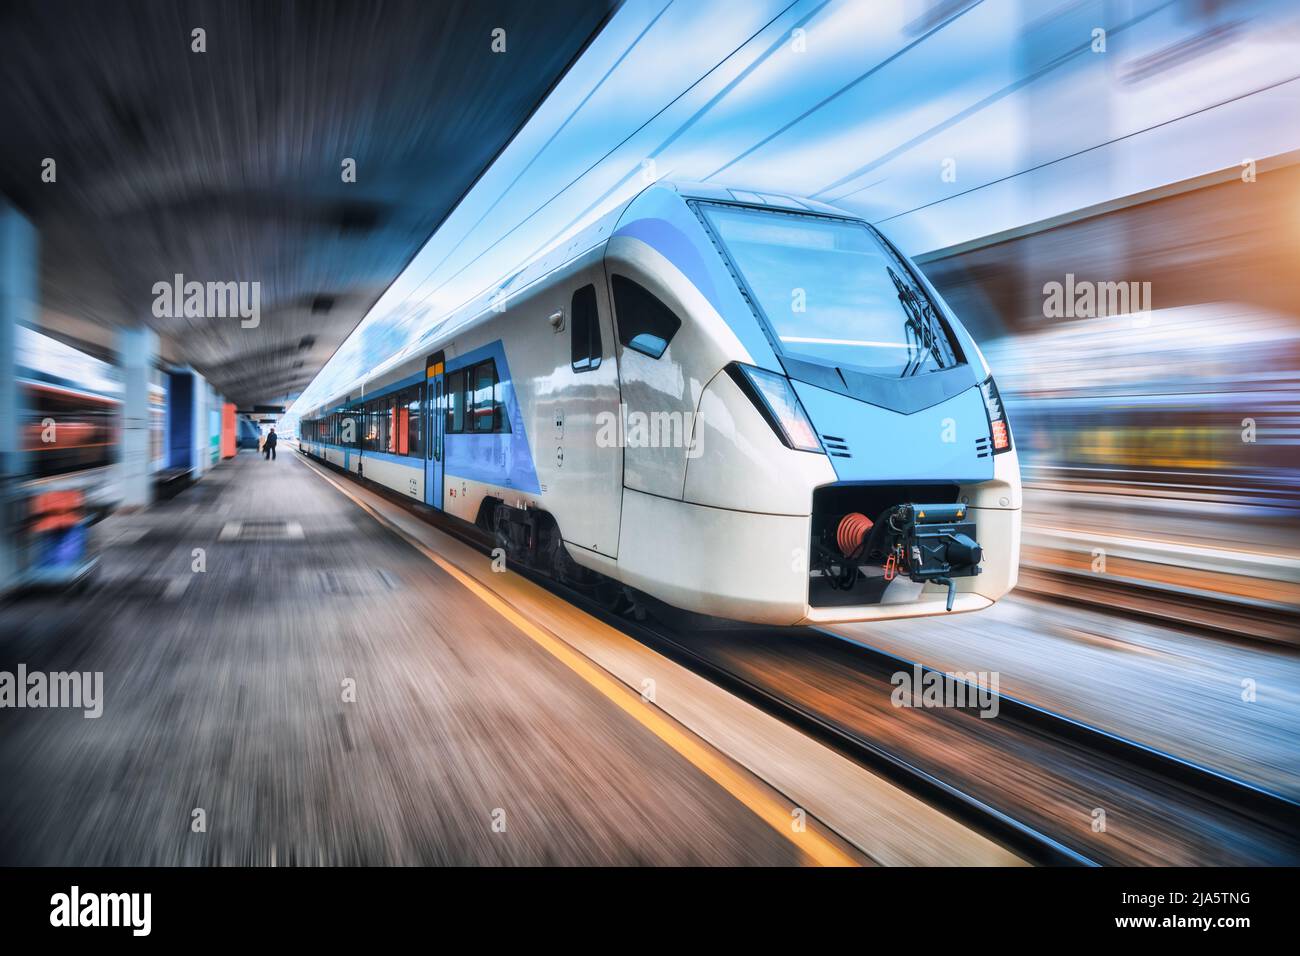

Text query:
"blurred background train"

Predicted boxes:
[[17, 326, 259, 506], [16, 325, 126, 519], [11, 326, 261, 583], [916, 158, 1300, 623]]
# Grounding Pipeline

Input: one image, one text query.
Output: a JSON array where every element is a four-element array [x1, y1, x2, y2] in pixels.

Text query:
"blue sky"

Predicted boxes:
[[288, 0, 1299, 418]]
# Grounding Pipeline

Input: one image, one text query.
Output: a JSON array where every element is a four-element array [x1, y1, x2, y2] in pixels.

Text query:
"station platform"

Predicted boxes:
[[0, 448, 1013, 866]]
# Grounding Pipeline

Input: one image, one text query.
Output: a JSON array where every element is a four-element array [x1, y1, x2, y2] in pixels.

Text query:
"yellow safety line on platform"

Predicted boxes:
[[298, 455, 858, 867]]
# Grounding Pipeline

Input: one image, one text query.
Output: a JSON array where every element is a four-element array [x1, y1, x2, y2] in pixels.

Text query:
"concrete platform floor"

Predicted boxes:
[[0, 450, 821, 865]]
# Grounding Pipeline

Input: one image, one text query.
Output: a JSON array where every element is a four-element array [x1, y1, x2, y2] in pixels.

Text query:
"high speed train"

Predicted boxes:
[[299, 181, 1021, 625]]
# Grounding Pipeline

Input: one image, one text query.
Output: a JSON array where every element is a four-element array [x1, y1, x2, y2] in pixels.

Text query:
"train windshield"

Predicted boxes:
[[699, 203, 958, 377]]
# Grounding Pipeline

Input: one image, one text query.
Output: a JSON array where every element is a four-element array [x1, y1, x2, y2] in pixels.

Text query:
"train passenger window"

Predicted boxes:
[[365, 399, 384, 452], [442, 361, 511, 434], [493, 366, 509, 431], [472, 363, 496, 432], [611, 275, 680, 359], [388, 395, 402, 454], [570, 284, 602, 372], [446, 370, 465, 433], [406, 386, 423, 458]]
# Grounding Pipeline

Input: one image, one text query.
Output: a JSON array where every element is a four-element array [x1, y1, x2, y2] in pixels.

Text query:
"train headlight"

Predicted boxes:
[[979, 375, 1013, 453], [727, 363, 823, 453]]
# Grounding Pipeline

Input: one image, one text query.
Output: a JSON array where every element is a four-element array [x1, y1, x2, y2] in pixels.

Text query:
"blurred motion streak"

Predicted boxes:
[[0, 0, 1298, 868]]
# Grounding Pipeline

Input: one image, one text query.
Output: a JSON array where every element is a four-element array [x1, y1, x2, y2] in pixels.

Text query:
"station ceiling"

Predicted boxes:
[[0, 0, 614, 407]]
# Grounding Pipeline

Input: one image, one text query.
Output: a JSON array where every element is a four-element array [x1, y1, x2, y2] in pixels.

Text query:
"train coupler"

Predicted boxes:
[[876, 503, 983, 610]]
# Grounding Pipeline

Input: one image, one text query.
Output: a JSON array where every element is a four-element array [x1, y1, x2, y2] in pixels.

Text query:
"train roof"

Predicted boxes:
[[304, 181, 864, 415], [662, 180, 855, 218]]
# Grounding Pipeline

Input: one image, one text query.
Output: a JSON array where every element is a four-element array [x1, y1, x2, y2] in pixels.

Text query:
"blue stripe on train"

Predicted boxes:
[[307, 443, 422, 469], [311, 339, 541, 495]]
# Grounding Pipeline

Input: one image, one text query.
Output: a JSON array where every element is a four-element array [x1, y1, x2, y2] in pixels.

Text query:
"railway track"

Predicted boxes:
[[1015, 564, 1300, 646], [577, 600, 1100, 867], [1018, 479, 1300, 645], [312, 455, 1300, 866], [586, 607, 1300, 866]]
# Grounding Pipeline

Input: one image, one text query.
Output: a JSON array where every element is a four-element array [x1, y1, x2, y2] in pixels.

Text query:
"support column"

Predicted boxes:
[[0, 203, 37, 591], [117, 325, 159, 509], [191, 372, 208, 478]]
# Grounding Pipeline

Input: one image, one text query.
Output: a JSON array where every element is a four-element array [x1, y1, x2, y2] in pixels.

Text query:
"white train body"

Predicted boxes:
[[300, 182, 1021, 625]]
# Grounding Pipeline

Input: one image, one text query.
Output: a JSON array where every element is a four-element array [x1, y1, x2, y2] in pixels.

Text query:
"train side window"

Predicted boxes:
[[492, 365, 510, 433], [446, 370, 464, 433], [611, 274, 680, 359], [472, 362, 495, 432], [406, 385, 423, 458], [388, 394, 402, 454], [443, 362, 511, 434], [570, 284, 602, 372], [477, 360, 511, 433], [365, 399, 382, 452]]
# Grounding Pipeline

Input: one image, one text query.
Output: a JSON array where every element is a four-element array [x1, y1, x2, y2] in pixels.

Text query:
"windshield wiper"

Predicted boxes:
[[888, 265, 949, 376]]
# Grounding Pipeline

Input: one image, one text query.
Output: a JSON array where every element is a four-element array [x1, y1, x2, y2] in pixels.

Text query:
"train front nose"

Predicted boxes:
[[791, 378, 1019, 619]]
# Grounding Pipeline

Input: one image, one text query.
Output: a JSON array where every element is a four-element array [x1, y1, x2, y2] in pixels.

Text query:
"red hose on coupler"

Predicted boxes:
[[836, 512, 873, 560]]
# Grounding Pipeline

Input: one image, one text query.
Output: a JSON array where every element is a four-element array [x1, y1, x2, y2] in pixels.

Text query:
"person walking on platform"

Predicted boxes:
[[264, 426, 278, 461]]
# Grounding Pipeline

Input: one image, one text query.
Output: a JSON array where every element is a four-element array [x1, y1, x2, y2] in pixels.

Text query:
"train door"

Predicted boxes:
[[556, 276, 623, 557], [425, 351, 445, 509]]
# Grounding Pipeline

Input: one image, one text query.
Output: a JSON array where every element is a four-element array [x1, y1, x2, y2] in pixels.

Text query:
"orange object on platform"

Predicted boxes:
[[221, 403, 236, 458], [31, 489, 84, 532], [31, 489, 83, 515]]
